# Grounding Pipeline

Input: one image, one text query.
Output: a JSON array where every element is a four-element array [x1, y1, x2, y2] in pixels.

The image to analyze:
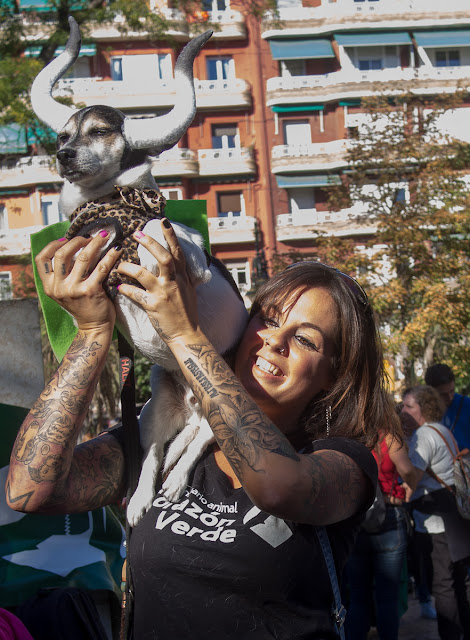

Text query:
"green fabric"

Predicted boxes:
[[30, 200, 209, 362], [0, 403, 125, 608]]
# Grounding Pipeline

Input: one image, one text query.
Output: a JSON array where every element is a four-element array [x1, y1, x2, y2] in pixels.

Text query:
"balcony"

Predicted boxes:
[[272, 140, 349, 174], [55, 77, 177, 111], [0, 156, 59, 188], [152, 148, 198, 178], [276, 207, 376, 242], [198, 147, 255, 176], [0, 226, 44, 257], [207, 215, 256, 244], [266, 65, 470, 106], [54, 76, 251, 112], [195, 78, 252, 109], [261, 0, 470, 39]]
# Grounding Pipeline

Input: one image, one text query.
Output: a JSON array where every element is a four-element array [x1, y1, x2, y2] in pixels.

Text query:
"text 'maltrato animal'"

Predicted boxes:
[[30, 17, 248, 525]]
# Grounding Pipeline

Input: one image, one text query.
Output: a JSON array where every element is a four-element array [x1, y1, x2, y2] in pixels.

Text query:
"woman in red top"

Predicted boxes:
[[345, 432, 417, 640]]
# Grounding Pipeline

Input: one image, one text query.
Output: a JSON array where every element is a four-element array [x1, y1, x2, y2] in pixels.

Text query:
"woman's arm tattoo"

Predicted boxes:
[[183, 343, 299, 479], [9, 330, 113, 510]]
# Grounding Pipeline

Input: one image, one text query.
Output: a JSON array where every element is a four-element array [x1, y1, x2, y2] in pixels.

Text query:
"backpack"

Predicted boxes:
[[425, 424, 470, 521]]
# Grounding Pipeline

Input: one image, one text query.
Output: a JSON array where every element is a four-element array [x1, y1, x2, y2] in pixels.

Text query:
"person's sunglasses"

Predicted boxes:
[[286, 261, 369, 307]]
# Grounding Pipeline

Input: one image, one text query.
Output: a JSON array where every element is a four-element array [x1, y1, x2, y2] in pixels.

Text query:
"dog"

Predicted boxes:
[[30, 17, 249, 526]]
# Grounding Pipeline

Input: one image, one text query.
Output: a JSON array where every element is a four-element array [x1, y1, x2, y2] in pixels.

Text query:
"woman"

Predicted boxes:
[[402, 386, 470, 640], [7, 222, 401, 639], [345, 429, 417, 640]]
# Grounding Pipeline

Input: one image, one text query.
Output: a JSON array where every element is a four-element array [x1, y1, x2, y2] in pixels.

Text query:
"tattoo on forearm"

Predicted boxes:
[[149, 317, 172, 342], [183, 344, 300, 478], [184, 358, 219, 398]]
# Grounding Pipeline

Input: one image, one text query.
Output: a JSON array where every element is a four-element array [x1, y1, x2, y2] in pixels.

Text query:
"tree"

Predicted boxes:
[[323, 92, 470, 391]]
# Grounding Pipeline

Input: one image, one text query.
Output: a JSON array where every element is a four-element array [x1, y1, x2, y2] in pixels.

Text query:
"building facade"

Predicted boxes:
[[1, 0, 469, 300]]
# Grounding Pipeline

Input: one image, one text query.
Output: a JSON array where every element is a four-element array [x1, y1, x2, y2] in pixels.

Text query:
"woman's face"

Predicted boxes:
[[234, 287, 338, 434], [401, 393, 425, 427]]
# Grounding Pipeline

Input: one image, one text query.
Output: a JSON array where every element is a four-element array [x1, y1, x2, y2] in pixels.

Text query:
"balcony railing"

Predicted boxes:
[[208, 215, 256, 244], [272, 140, 349, 173], [267, 66, 470, 104], [276, 206, 376, 241], [152, 148, 198, 178], [198, 147, 255, 176], [195, 78, 252, 109], [262, 0, 469, 36], [0, 155, 59, 187]]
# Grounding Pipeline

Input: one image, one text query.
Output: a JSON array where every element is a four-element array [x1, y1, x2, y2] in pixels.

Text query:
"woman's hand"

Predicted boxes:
[[35, 232, 122, 334], [116, 219, 201, 346]]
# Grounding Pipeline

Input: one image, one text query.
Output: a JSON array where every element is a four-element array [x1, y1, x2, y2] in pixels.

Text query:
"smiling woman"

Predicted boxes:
[[7, 223, 401, 640]]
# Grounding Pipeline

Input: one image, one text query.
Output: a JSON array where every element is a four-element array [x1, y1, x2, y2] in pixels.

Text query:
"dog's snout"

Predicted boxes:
[[57, 148, 77, 163]]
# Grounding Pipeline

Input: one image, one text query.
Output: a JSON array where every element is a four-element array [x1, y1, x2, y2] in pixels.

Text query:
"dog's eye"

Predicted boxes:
[[57, 134, 69, 145], [91, 129, 109, 137]]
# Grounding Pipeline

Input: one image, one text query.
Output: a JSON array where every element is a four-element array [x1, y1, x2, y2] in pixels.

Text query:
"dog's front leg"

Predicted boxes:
[[127, 441, 164, 527], [162, 416, 215, 502]]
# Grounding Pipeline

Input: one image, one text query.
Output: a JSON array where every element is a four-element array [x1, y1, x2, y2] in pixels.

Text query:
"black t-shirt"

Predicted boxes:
[[113, 431, 377, 640]]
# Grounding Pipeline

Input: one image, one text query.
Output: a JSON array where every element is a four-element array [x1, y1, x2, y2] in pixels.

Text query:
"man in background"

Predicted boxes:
[[425, 363, 470, 450]]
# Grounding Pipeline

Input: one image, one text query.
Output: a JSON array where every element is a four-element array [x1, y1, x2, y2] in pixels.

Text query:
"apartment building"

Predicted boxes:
[[1, 0, 469, 300]]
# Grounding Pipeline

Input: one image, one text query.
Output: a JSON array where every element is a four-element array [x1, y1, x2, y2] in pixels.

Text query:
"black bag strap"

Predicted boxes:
[[117, 331, 142, 640]]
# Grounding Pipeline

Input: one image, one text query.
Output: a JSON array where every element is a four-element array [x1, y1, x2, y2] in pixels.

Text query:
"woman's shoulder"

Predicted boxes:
[[311, 436, 378, 486]]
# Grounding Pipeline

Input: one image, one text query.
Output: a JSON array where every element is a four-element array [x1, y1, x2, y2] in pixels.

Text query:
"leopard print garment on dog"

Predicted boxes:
[[65, 186, 166, 298]]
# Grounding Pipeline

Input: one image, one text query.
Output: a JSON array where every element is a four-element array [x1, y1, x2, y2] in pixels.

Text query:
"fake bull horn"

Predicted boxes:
[[30, 16, 213, 153], [30, 16, 82, 132]]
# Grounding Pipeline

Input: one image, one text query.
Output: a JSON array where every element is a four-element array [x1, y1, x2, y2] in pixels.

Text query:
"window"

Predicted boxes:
[[202, 0, 227, 10], [217, 192, 244, 217], [41, 196, 65, 226], [358, 58, 382, 71], [0, 205, 7, 232], [110, 54, 172, 82], [435, 50, 461, 67], [224, 260, 251, 292], [207, 57, 234, 81], [283, 119, 311, 145], [0, 272, 12, 300], [160, 188, 183, 200], [288, 188, 315, 213], [280, 60, 306, 77], [211, 124, 238, 149]]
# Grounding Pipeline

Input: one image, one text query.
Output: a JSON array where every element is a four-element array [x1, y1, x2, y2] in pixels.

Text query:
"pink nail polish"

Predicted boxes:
[[58, 237, 66, 242], [99, 230, 109, 238], [134, 230, 145, 239]]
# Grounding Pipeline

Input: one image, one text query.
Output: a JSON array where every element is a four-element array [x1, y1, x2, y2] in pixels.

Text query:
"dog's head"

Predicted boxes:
[[31, 17, 212, 162], [55, 105, 148, 189]]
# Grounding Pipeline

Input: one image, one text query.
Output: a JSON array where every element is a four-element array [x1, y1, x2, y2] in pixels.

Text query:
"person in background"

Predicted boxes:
[[425, 364, 470, 451], [402, 385, 470, 640], [345, 429, 417, 640]]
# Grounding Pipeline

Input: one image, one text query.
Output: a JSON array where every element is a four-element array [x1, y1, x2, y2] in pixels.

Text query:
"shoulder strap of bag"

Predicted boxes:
[[422, 424, 457, 492], [315, 527, 346, 640], [118, 331, 142, 640]]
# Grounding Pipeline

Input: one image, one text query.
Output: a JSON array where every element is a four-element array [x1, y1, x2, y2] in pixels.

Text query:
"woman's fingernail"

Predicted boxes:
[[117, 285, 121, 292], [162, 217, 171, 229], [58, 237, 67, 242], [99, 230, 109, 238], [134, 230, 145, 239]]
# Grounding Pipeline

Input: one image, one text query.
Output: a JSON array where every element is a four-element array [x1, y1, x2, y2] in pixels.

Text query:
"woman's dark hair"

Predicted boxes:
[[250, 262, 401, 449], [404, 385, 446, 424]]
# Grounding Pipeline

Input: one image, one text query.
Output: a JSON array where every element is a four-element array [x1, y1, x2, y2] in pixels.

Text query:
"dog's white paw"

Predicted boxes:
[[162, 468, 190, 503], [126, 490, 155, 527]]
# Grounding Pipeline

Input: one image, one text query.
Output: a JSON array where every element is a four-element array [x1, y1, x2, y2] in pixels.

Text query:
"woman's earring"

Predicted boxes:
[[326, 406, 332, 437]]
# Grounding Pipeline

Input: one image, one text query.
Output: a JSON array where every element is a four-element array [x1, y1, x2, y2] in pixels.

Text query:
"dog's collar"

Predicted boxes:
[[68, 186, 165, 225]]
